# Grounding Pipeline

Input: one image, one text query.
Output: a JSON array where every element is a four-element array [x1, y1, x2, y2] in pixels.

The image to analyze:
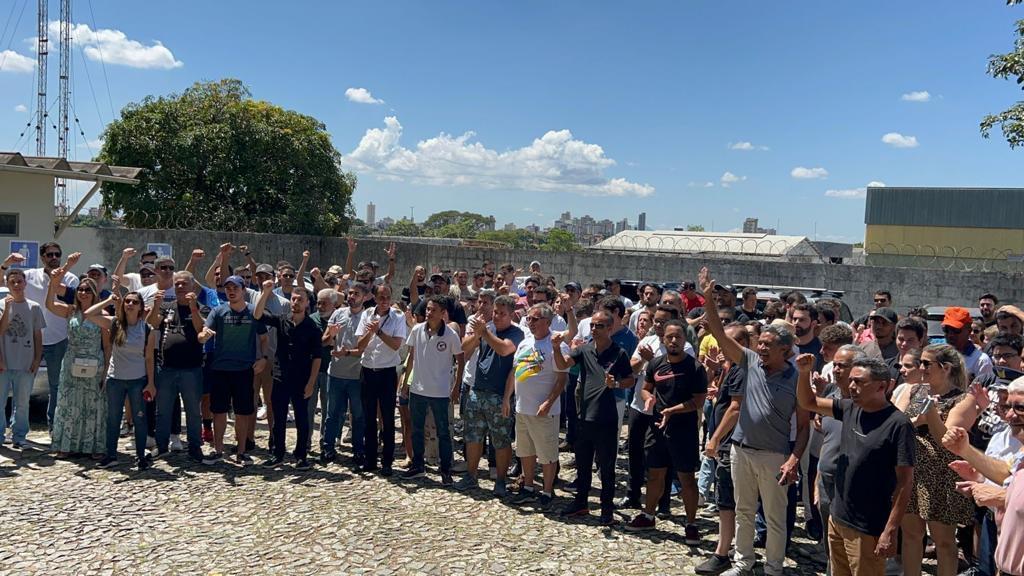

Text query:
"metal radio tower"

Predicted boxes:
[[35, 0, 48, 156], [57, 0, 71, 212]]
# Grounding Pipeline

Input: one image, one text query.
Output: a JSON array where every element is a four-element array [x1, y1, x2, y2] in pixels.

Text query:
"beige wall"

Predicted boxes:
[[0, 172, 57, 251]]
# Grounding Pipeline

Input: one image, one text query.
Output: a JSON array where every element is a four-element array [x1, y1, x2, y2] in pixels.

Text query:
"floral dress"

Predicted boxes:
[[905, 385, 975, 525], [50, 314, 106, 454]]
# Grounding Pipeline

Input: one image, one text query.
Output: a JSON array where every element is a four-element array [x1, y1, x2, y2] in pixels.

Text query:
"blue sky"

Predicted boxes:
[[1, 1, 1021, 242]]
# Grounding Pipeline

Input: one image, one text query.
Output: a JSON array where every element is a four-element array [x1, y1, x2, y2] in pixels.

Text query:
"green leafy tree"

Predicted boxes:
[[541, 228, 581, 252], [98, 79, 356, 234], [981, 1, 1024, 147], [384, 218, 422, 237], [422, 210, 496, 237], [478, 229, 543, 249]]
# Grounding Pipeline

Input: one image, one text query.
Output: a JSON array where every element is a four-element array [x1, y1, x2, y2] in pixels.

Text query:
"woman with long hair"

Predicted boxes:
[[46, 269, 110, 459], [894, 343, 975, 576], [85, 290, 157, 471]]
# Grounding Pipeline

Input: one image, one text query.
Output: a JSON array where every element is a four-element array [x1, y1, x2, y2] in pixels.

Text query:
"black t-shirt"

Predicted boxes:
[[736, 305, 763, 321], [570, 341, 632, 424], [310, 312, 332, 374], [645, 354, 707, 435], [798, 337, 824, 372], [831, 399, 916, 537], [413, 295, 467, 326], [710, 363, 746, 452], [474, 324, 525, 395], [259, 312, 323, 384], [158, 303, 204, 369], [402, 284, 428, 305]]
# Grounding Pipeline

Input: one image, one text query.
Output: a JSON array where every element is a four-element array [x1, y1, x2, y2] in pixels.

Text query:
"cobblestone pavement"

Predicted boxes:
[[0, 416, 830, 576]]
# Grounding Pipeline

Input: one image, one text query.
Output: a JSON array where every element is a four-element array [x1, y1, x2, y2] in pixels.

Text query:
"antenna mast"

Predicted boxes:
[[57, 0, 71, 214], [35, 0, 48, 156]]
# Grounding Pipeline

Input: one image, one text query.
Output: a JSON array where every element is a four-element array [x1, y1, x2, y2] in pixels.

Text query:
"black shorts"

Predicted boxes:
[[209, 368, 256, 416], [644, 422, 698, 473], [715, 447, 736, 510], [202, 353, 215, 395]]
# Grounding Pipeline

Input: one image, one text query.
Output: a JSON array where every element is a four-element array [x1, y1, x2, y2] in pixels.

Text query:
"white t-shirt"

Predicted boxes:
[[462, 320, 494, 388], [24, 268, 78, 345], [629, 333, 695, 414], [964, 346, 993, 380], [123, 272, 143, 292], [405, 321, 462, 398], [512, 333, 569, 416], [138, 283, 176, 308], [357, 307, 408, 369]]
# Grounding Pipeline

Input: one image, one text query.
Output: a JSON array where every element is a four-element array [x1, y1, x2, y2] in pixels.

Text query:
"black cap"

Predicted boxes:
[[714, 283, 737, 295], [564, 281, 582, 292], [870, 307, 898, 324]]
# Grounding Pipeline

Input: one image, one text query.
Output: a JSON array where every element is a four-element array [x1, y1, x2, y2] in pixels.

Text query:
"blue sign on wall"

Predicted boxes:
[[147, 243, 173, 260], [9, 240, 39, 269]]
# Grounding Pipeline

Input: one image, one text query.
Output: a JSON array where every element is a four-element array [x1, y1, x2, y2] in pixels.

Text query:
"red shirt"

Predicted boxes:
[[682, 292, 705, 313]]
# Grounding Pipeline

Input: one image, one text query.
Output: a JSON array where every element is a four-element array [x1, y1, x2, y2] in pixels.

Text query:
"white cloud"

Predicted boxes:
[[45, 22, 182, 69], [346, 116, 654, 197], [345, 87, 384, 105], [719, 171, 746, 187], [688, 181, 714, 188], [824, 180, 886, 199], [900, 91, 931, 102], [791, 166, 829, 179], [13, 104, 28, 113], [881, 132, 919, 148], [77, 138, 104, 150], [729, 141, 769, 151], [0, 50, 35, 73]]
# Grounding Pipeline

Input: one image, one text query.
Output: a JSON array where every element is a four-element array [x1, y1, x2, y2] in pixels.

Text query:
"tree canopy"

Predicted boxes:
[[981, 1, 1024, 148], [98, 79, 356, 235], [421, 210, 496, 239]]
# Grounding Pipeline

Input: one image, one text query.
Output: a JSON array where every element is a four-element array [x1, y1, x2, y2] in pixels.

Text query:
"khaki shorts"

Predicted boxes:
[[515, 413, 559, 465]]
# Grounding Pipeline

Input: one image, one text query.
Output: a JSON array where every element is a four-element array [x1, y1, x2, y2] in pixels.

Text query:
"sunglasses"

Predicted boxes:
[[76, 287, 93, 293], [123, 299, 141, 306], [158, 265, 175, 271], [591, 322, 607, 329], [920, 359, 944, 369], [45, 252, 62, 258], [281, 273, 296, 279]]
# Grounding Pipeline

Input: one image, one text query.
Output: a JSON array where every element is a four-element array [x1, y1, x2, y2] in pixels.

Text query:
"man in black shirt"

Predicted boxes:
[[552, 309, 634, 525], [255, 281, 323, 470], [796, 354, 915, 575], [626, 320, 707, 543], [151, 271, 213, 462]]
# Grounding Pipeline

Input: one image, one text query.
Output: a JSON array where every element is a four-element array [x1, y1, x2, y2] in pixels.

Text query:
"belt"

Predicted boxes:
[[737, 442, 764, 451]]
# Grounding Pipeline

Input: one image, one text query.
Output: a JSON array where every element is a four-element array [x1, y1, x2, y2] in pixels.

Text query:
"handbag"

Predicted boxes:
[[71, 357, 99, 379]]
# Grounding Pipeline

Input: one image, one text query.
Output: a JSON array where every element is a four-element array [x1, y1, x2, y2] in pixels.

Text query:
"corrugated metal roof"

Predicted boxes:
[[0, 151, 142, 183], [589, 230, 822, 259], [865, 187, 1024, 229]]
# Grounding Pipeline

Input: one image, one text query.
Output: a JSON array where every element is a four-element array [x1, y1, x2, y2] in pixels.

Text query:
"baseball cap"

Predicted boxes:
[[942, 307, 972, 330], [869, 307, 898, 324], [564, 281, 582, 292], [87, 264, 107, 274], [139, 263, 156, 273], [430, 273, 449, 283], [327, 265, 344, 275], [255, 263, 275, 275], [529, 260, 541, 269], [714, 283, 737, 295], [224, 275, 246, 289]]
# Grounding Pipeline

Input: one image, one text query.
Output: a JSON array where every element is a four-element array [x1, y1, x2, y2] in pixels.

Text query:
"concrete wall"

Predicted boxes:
[[0, 171, 58, 250], [56, 227, 1024, 317]]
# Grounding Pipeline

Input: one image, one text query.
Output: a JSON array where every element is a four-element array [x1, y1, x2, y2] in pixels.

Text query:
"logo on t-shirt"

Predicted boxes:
[[514, 346, 544, 383], [653, 363, 678, 383], [436, 340, 448, 352]]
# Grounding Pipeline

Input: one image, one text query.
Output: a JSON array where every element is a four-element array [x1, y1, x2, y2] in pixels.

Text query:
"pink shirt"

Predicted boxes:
[[996, 467, 1024, 576]]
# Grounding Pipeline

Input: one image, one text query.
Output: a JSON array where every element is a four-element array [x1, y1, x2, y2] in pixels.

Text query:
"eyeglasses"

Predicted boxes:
[[240, 275, 252, 281], [992, 352, 1021, 361], [652, 319, 667, 325], [45, 252, 62, 258], [158, 265, 175, 271], [1009, 403, 1024, 415]]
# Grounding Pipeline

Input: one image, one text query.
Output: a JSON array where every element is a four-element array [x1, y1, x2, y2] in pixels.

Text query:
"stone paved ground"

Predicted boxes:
[[0, 414, 831, 576]]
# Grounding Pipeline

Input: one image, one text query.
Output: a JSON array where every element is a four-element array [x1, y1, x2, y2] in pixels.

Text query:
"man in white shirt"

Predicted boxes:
[[19, 243, 78, 428], [355, 284, 408, 476], [400, 295, 464, 485]]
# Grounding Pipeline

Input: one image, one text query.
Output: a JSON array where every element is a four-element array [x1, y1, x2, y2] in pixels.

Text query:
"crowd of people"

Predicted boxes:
[[1, 238, 1023, 576]]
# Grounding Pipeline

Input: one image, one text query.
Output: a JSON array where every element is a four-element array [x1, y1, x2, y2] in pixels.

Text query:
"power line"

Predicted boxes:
[[86, 0, 115, 120]]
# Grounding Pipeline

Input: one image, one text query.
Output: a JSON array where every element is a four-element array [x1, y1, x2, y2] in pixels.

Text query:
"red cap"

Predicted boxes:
[[942, 307, 971, 330]]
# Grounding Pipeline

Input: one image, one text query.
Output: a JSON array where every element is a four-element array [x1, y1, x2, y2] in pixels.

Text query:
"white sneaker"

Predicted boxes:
[[257, 406, 268, 421], [286, 410, 295, 423], [169, 435, 184, 452], [342, 429, 353, 444], [146, 436, 157, 449]]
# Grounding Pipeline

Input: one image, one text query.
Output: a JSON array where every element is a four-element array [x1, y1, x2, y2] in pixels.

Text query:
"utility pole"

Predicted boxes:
[[35, 0, 48, 156]]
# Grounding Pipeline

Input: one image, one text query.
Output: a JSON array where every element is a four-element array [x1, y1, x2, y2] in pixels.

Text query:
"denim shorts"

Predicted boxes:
[[462, 388, 513, 449]]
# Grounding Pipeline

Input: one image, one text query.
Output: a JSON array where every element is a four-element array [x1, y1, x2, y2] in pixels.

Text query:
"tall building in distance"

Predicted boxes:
[[554, 211, 616, 245], [366, 202, 376, 227], [742, 217, 776, 235], [637, 212, 646, 231]]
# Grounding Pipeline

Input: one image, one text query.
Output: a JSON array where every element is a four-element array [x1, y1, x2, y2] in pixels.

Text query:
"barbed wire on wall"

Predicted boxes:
[[862, 243, 1024, 273], [588, 235, 824, 262]]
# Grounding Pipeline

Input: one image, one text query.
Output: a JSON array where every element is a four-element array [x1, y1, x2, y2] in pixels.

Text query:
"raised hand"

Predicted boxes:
[[310, 267, 322, 279], [122, 247, 137, 259], [190, 248, 205, 261], [698, 266, 715, 296], [385, 242, 396, 260], [218, 242, 234, 255], [65, 252, 82, 269], [346, 237, 358, 253], [795, 353, 817, 372], [185, 292, 198, 307], [261, 279, 274, 292], [941, 426, 970, 456], [302, 250, 311, 260], [968, 380, 990, 411]]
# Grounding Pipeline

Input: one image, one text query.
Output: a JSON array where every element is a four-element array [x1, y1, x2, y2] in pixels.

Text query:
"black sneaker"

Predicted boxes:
[[695, 554, 732, 575], [320, 452, 336, 465], [599, 510, 617, 526], [401, 467, 426, 480], [136, 456, 150, 471], [511, 486, 538, 505], [263, 455, 285, 468], [246, 438, 256, 452], [560, 502, 590, 518], [440, 472, 454, 486], [753, 533, 767, 549], [538, 493, 554, 509], [657, 505, 672, 519], [356, 462, 378, 473], [295, 459, 312, 471], [187, 450, 204, 464], [202, 451, 224, 465], [97, 455, 117, 468], [379, 466, 393, 477], [685, 524, 702, 546]]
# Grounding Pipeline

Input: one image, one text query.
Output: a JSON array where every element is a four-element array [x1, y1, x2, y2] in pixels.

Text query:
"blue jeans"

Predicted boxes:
[[306, 372, 329, 451], [106, 377, 147, 459], [155, 367, 202, 455], [43, 338, 68, 427], [323, 375, 363, 456], [698, 454, 717, 500], [409, 392, 452, 473], [0, 370, 33, 443]]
